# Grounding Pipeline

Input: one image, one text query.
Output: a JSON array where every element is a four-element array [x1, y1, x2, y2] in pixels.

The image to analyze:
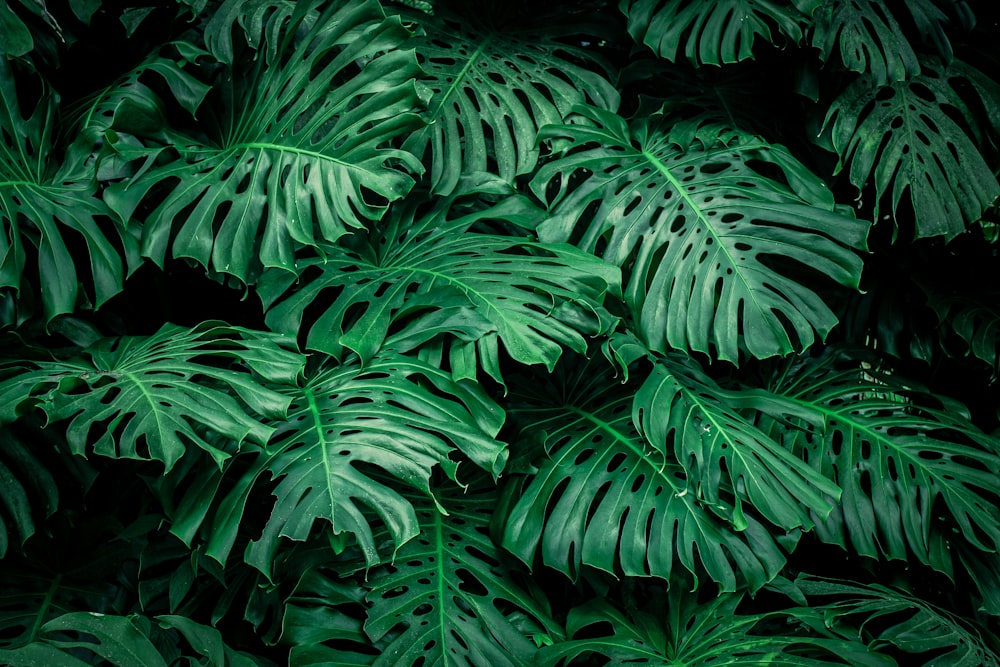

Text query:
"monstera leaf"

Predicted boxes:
[[760, 349, 1000, 573], [259, 186, 620, 375], [0, 426, 64, 558], [0, 58, 138, 321], [825, 58, 1000, 240], [926, 292, 1000, 377], [537, 584, 891, 667], [60, 41, 211, 181], [532, 105, 868, 362], [186, 350, 507, 573], [496, 358, 788, 592], [104, 0, 427, 284], [361, 483, 560, 666], [0, 322, 304, 471], [795, 575, 1000, 667], [0, 612, 273, 667], [606, 333, 839, 533], [621, 0, 812, 66], [813, 0, 920, 83], [398, 2, 618, 194]]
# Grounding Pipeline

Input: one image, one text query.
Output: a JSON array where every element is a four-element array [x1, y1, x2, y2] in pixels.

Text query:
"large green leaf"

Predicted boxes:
[[609, 334, 840, 533], [532, 105, 868, 362], [813, 0, 920, 83], [259, 185, 620, 374], [0, 321, 304, 471], [281, 571, 376, 666], [537, 584, 892, 666], [397, 2, 618, 194], [186, 350, 507, 573], [0, 59, 138, 321], [796, 575, 1000, 666], [104, 0, 427, 284], [363, 483, 560, 666], [760, 349, 1000, 573], [495, 359, 788, 592], [0, 426, 59, 558], [620, 0, 811, 66], [824, 58, 1000, 240], [0, 612, 273, 667]]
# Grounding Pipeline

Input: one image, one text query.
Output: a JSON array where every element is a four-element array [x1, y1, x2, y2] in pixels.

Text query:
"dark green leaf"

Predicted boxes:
[[621, 0, 810, 66], [621, 335, 839, 532], [0, 59, 137, 321], [190, 351, 507, 572], [400, 3, 618, 194], [538, 585, 892, 666], [497, 360, 787, 591], [825, 59, 1000, 240], [364, 484, 560, 666], [0, 322, 303, 471], [105, 0, 427, 284], [813, 0, 920, 83], [797, 575, 1000, 666], [762, 350, 1000, 572], [259, 188, 620, 375], [532, 105, 868, 362]]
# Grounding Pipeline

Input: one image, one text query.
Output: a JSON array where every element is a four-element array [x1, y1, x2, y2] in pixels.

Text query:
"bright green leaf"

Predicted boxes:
[[533, 105, 868, 362]]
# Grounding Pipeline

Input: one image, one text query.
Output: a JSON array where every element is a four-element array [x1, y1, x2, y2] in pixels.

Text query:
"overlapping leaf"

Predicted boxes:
[[532, 105, 868, 362], [796, 575, 1000, 667], [761, 350, 1000, 572], [0, 58, 138, 321], [538, 585, 891, 666], [363, 483, 560, 666], [607, 334, 839, 533], [496, 361, 787, 592], [0, 427, 59, 558], [259, 188, 620, 374], [189, 351, 507, 573], [399, 2, 618, 194], [0, 612, 272, 667], [621, 0, 811, 66], [0, 322, 304, 471], [104, 0, 427, 284], [825, 58, 1000, 240], [813, 0, 920, 83]]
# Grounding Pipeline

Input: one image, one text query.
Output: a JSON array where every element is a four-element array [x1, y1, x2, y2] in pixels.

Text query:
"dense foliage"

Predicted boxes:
[[1, 0, 999, 664]]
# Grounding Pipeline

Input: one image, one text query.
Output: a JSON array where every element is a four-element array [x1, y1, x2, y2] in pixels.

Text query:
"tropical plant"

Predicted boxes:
[[1, 0, 999, 664]]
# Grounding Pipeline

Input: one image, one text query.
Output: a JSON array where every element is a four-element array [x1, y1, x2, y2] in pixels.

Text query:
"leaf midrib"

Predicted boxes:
[[640, 147, 768, 322], [426, 35, 492, 121]]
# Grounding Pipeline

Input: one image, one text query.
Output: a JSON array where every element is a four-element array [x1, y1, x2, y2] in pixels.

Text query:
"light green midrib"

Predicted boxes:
[[427, 37, 492, 121], [28, 573, 60, 643], [432, 507, 448, 661], [640, 148, 770, 325], [340, 260, 523, 335], [782, 392, 987, 514], [305, 386, 338, 528], [565, 402, 684, 492], [124, 370, 165, 448], [178, 142, 355, 169]]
